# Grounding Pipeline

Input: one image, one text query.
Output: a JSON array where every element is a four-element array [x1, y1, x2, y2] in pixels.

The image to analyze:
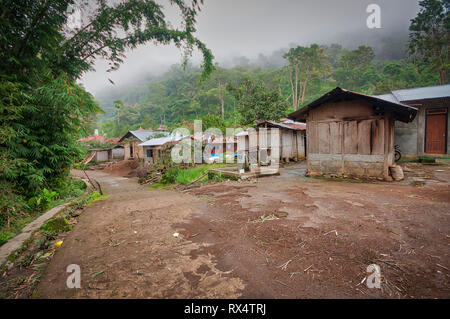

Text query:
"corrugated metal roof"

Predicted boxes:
[[235, 131, 248, 137], [131, 130, 167, 141], [375, 84, 450, 102], [374, 93, 397, 102], [256, 120, 306, 131], [138, 135, 183, 146], [120, 130, 168, 142]]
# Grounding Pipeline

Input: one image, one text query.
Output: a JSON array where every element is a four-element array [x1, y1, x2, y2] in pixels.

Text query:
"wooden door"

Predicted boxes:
[[425, 108, 447, 154]]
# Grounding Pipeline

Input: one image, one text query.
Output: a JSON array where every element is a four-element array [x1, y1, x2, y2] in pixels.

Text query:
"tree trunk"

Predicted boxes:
[[220, 97, 225, 121], [434, 49, 446, 85], [294, 68, 299, 111], [301, 77, 309, 105], [288, 67, 296, 110], [219, 81, 225, 120], [438, 69, 446, 85]]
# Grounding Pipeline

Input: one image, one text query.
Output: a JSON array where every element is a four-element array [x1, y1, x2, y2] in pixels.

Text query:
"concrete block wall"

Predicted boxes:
[[307, 154, 386, 178]]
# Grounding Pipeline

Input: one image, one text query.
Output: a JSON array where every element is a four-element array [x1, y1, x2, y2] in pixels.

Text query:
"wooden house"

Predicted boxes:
[[288, 87, 417, 180], [139, 135, 183, 164], [87, 149, 109, 162], [255, 120, 306, 162], [86, 145, 124, 163], [119, 128, 168, 160], [236, 120, 306, 170]]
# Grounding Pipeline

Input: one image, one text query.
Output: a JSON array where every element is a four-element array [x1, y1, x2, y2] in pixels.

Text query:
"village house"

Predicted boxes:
[[139, 134, 184, 164], [255, 119, 306, 162], [236, 119, 306, 170], [205, 135, 237, 162], [375, 84, 450, 158], [119, 127, 168, 160], [288, 87, 417, 180], [86, 145, 125, 162]]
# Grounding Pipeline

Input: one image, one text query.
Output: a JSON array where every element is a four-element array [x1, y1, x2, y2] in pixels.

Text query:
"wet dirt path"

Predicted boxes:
[[35, 164, 450, 299], [35, 171, 244, 298]]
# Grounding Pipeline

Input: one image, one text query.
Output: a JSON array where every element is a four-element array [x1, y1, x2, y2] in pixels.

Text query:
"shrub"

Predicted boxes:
[[41, 217, 71, 239], [27, 188, 58, 212], [161, 167, 181, 184]]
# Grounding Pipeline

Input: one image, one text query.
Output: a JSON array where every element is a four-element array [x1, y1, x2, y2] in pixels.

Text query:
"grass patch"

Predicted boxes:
[[86, 192, 108, 206], [151, 163, 233, 188]]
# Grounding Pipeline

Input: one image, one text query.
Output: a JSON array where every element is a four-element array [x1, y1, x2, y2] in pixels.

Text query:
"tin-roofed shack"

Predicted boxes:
[[139, 135, 185, 164], [255, 120, 306, 162], [288, 87, 417, 180], [119, 128, 168, 160]]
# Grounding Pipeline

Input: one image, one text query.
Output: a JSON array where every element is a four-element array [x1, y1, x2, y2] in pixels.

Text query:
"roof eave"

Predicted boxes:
[[287, 87, 418, 123]]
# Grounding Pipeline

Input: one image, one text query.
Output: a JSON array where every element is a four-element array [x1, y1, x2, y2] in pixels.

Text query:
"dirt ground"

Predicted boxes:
[[21, 162, 450, 298], [100, 159, 140, 177]]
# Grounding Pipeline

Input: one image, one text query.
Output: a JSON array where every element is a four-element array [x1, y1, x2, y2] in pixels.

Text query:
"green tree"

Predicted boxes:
[[201, 114, 226, 133], [0, 0, 213, 225], [408, 0, 450, 84], [284, 44, 330, 110], [228, 79, 289, 126], [333, 46, 377, 91]]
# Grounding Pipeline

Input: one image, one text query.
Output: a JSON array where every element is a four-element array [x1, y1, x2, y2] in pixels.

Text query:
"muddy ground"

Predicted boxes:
[[180, 163, 450, 298], [2, 162, 449, 298]]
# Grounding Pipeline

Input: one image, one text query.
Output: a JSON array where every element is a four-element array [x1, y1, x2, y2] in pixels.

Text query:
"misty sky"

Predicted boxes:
[[80, 0, 420, 94]]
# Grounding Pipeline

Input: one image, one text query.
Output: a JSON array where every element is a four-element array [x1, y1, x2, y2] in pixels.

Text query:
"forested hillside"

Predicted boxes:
[[96, 42, 439, 138]]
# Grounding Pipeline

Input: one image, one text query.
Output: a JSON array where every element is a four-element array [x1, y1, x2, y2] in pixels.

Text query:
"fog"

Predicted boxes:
[[80, 0, 420, 94]]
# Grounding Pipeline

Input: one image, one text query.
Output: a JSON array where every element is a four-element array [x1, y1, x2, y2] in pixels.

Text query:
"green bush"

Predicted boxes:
[[41, 217, 71, 239], [160, 167, 181, 184], [27, 188, 59, 212]]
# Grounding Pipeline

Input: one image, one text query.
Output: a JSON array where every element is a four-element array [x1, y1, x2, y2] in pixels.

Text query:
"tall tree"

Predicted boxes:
[[283, 44, 330, 111], [408, 0, 450, 84], [0, 0, 213, 222], [227, 79, 288, 126], [333, 46, 377, 91]]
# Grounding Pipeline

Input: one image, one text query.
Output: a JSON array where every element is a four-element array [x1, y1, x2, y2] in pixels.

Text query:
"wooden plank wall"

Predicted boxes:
[[311, 119, 386, 156], [236, 128, 306, 166], [281, 130, 294, 159], [296, 131, 305, 158], [305, 99, 393, 178]]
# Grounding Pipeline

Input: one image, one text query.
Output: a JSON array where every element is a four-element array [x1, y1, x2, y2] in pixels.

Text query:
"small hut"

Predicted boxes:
[[87, 149, 109, 162], [139, 135, 184, 164], [86, 145, 124, 163], [236, 120, 306, 169], [288, 87, 417, 180], [255, 120, 306, 162], [119, 128, 168, 160]]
